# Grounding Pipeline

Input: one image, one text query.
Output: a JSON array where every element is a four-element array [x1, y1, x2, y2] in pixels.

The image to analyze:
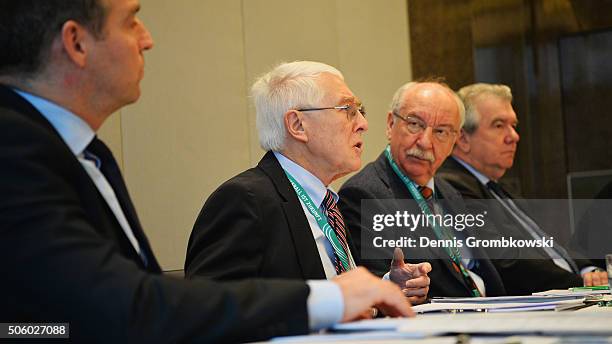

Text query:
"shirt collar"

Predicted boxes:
[[14, 89, 95, 156], [452, 156, 491, 185], [273, 151, 338, 208], [425, 178, 435, 192]]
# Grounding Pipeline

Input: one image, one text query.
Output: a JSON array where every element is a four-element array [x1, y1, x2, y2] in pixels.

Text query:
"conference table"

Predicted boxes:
[[261, 302, 612, 344]]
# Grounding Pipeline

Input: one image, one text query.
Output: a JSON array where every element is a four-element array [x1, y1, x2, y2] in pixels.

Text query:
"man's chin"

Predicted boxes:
[[125, 88, 141, 105], [400, 166, 432, 184]]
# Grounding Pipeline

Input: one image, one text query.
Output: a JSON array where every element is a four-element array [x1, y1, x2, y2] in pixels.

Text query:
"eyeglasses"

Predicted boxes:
[[392, 112, 457, 143], [297, 103, 366, 120]]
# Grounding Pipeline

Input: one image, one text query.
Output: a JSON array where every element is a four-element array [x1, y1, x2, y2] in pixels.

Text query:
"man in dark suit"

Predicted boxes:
[[437, 83, 607, 294], [185, 61, 431, 306], [0, 1, 411, 342], [339, 80, 506, 298]]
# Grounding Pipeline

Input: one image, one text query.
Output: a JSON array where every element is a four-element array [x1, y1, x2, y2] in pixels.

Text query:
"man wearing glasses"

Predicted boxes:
[[338, 80, 507, 298], [185, 61, 431, 309]]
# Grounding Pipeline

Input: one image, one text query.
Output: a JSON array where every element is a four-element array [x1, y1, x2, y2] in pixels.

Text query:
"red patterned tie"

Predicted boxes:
[[419, 185, 433, 200], [322, 190, 352, 274]]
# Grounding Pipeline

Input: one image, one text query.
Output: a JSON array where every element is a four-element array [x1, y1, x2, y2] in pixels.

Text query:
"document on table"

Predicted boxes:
[[533, 289, 611, 297], [412, 298, 585, 313], [271, 330, 425, 342], [332, 312, 612, 336], [430, 294, 584, 304]]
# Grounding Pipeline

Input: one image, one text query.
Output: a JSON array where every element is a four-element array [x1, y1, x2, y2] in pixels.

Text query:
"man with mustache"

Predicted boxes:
[[185, 61, 430, 306], [438, 83, 607, 293], [338, 80, 506, 297]]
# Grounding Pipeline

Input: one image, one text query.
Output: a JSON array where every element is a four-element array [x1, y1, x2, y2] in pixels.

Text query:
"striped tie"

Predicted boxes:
[[322, 190, 352, 274]]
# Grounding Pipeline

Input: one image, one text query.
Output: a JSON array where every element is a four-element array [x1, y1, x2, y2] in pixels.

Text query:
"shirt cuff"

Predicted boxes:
[[580, 266, 604, 275], [306, 280, 344, 331], [382, 271, 390, 280]]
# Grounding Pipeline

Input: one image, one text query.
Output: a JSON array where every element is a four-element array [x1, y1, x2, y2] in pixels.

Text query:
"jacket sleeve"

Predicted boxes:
[[185, 177, 266, 281]]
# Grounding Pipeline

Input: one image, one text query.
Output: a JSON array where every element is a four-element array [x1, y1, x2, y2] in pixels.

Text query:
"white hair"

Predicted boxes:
[[251, 61, 344, 152], [388, 80, 465, 128], [457, 83, 513, 134]]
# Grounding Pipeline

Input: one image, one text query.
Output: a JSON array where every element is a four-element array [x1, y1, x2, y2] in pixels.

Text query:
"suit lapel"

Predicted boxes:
[[258, 152, 327, 279], [0, 85, 160, 272]]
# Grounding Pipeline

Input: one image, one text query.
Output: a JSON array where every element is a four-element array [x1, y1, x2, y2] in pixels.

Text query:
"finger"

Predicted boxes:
[[402, 287, 429, 297], [405, 276, 430, 289], [592, 271, 607, 286], [418, 262, 432, 274], [583, 272, 593, 286], [391, 248, 405, 268], [356, 309, 373, 320], [407, 295, 427, 305], [377, 301, 415, 318], [377, 282, 414, 317]]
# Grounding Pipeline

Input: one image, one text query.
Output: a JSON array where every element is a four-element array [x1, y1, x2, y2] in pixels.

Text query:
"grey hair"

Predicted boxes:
[[457, 83, 513, 134], [251, 61, 344, 152], [389, 80, 465, 128]]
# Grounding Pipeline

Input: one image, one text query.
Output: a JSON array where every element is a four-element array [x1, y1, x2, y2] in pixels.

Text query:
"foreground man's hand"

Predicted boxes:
[[582, 270, 608, 286], [389, 248, 431, 305], [333, 266, 414, 322]]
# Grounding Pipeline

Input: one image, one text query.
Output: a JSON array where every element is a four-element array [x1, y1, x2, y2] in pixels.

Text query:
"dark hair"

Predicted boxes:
[[0, 0, 107, 76]]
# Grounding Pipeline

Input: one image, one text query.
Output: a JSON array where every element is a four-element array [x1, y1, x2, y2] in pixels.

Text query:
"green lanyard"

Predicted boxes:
[[384, 145, 481, 296], [283, 170, 353, 271]]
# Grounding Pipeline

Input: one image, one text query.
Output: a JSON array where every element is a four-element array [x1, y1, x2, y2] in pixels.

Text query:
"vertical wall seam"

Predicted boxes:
[[240, 0, 254, 165]]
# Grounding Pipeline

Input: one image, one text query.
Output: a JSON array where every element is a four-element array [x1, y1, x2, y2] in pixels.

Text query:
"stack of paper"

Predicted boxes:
[[412, 298, 585, 313], [430, 294, 585, 304]]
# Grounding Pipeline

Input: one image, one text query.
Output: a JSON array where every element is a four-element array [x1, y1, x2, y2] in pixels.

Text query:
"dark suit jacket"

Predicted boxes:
[[338, 152, 506, 298], [185, 151, 357, 281], [438, 156, 585, 294], [0, 85, 310, 343], [571, 181, 612, 268]]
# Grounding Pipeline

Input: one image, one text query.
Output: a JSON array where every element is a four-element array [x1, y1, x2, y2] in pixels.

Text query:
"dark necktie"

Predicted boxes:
[[486, 181, 578, 273], [85, 137, 150, 267], [322, 190, 352, 274]]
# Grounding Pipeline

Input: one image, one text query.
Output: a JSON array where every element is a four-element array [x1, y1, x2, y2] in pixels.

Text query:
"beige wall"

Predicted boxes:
[[98, 0, 412, 270]]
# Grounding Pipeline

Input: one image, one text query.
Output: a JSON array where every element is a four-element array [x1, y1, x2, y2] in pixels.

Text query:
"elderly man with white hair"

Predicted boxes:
[[184, 61, 430, 319]]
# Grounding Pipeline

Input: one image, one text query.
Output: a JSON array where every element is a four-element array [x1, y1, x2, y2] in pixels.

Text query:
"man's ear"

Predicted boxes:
[[284, 110, 308, 143], [60, 20, 91, 68], [455, 129, 471, 153], [386, 112, 394, 141]]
